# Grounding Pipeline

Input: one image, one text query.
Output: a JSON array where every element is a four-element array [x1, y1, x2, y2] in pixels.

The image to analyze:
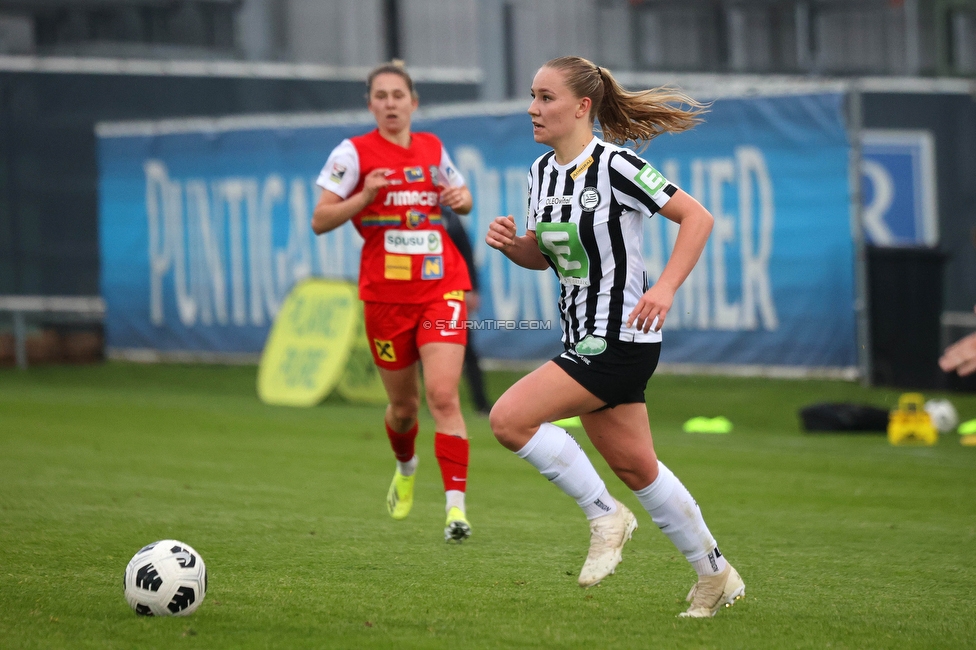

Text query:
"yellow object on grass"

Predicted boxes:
[[887, 393, 938, 446], [257, 279, 358, 407], [959, 419, 976, 446], [552, 416, 583, 428], [683, 416, 733, 434]]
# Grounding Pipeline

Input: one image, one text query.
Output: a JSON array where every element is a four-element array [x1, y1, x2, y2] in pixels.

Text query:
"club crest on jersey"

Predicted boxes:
[[579, 187, 600, 212], [329, 163, 346, 183], [406, 209, 427, 229], [404, 166, 425, 183]]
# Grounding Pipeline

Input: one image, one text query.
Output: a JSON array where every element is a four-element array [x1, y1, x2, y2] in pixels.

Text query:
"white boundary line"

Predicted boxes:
[[481, 358, 859, 381], [95, 100, 530, 138], [0, 54, 481, 84], [106, 348, 860, 380]]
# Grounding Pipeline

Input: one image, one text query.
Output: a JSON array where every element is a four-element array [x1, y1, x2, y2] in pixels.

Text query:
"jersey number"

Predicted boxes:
[[536, 222, 590, 285], [634, 163, 666, 195]]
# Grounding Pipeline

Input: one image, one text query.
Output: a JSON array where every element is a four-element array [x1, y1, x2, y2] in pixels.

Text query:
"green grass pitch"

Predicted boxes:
[[1, 362, 975, 649]]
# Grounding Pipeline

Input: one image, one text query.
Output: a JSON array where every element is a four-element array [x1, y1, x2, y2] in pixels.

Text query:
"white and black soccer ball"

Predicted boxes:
[[925, 398, 959, 434], [123, 540, 207, 617]]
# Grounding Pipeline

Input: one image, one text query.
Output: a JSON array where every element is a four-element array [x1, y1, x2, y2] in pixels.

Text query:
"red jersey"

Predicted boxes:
[[317, 129, 471, 304]]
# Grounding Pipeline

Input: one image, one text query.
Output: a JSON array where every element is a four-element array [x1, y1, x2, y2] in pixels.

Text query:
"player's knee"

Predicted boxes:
[[388, 396, 420, 424], [424, 384, 459, 416], [488, 403, 525, 451]]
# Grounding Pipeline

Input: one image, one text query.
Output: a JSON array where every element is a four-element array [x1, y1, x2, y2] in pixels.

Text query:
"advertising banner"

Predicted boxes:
[[99, 93, 854, 368]]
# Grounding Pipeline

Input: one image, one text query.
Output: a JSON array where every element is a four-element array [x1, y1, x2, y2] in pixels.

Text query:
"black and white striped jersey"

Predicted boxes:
[[526, 136, 678, 345]]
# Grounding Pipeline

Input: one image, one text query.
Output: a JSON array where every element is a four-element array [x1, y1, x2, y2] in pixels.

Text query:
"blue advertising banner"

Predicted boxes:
[[99, 93, 855, 368], [860, 129, 938, 246]]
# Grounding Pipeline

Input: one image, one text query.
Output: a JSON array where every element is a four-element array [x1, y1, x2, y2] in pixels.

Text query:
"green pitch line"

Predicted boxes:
[[1, 363, 974, 649]]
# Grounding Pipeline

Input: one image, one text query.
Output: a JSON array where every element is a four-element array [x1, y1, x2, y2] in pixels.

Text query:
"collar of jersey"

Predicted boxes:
[[550, 136, 600, 171]]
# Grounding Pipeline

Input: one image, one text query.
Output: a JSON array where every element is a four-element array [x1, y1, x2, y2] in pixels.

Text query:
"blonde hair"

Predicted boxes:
[[366, 59, 418, 100], [543, 56, 707, 151]]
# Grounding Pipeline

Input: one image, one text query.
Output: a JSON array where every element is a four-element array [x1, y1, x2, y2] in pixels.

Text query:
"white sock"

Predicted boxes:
[[516, 422, 617, 520], [397, 455, 419, 477], [446, 490, 465, 513], [633, 461, 727, 577]]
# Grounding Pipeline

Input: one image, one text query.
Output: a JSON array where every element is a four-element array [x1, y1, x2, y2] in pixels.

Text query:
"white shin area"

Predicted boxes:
[[516, 422, 617, 520], [633, 461, 726, 576]]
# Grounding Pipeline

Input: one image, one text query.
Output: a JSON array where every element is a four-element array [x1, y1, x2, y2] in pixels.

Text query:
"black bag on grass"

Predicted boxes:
[[799, 403, 889, 433]]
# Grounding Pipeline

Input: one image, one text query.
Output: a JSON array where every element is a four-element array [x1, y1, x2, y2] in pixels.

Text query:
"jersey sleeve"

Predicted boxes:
[[315, 139, 360, 199], [608, 150, 678, 217], [438, 146, 466, 188], [524, 169, 537, 231]]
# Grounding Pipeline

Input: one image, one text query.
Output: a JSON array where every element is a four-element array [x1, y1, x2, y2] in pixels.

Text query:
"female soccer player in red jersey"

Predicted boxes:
[[312, 62, 474, 542]]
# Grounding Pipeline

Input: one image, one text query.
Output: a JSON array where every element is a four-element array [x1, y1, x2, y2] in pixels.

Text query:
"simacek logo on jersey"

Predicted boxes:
[[404, 166, 425, 183], [383, 190, 439, 207], [405, 209, 427, 229]]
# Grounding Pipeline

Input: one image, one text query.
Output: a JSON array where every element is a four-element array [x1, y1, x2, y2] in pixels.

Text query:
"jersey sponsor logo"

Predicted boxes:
[[579, 187, 600, 212], [329, 163, 347, 183], [570, 155, 594, 180], [634, 163, 667, 195], [542, 195, 574, 207], [373, 339, 397, 362], [536, 222, 590, 286], [405, 209, 427, 229], [404, 166, 425, 183], [383, 190, 440, 207], [384, 254, 412, 280], [421, 255, 444, 280], [574, 335, 607, 356], [384, 230, 443, 255]]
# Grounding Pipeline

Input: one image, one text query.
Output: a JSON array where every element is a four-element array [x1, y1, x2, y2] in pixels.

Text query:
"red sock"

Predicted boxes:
[[386, 421, 418, 462], [435, 432, 469, 492]]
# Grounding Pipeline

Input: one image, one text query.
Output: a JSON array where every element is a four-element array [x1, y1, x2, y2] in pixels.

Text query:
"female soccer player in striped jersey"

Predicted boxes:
[[486, 56, 745, 617], [312, 62, 474, 542]]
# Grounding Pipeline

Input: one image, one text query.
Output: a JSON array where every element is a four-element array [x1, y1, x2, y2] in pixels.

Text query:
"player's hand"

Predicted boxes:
[[439, 184, 466, 210], [627, 284, 675, 333], [940, 304, 976, 376], [486, 216, 517, 251], [361, 168, 392, 201]]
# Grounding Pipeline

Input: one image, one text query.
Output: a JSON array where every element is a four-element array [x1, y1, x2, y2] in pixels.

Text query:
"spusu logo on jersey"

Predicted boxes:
[[383, 190, 440, 207]]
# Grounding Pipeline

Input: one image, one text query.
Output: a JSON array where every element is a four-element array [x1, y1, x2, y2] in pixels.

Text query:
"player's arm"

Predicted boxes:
[[311, 168, 390, 235], [486, 216, 549, 270], [437, 146, 473, 215], [628, 189, 713, 333]]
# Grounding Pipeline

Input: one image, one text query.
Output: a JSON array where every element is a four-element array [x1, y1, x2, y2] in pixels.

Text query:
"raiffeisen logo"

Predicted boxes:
[[383, 190, 439, 207]]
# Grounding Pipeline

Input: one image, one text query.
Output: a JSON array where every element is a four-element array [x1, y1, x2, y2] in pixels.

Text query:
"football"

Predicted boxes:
[[924, 398, 959, 434], [123, 540, 207, 616]]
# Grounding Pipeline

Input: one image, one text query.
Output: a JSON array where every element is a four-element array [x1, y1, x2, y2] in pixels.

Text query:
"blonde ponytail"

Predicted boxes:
[[544, 56, 708, 151]]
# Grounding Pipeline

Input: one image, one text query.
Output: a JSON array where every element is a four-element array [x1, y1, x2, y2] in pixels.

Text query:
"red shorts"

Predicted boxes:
[[363, 292, 468, 370]]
